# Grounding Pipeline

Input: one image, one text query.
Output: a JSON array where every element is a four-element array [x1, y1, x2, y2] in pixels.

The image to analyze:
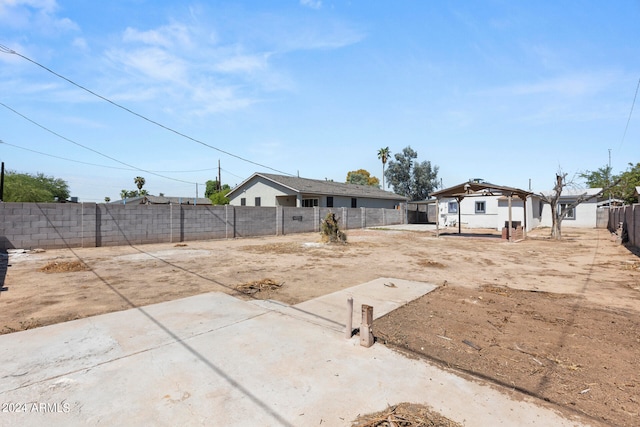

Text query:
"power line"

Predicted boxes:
[[0, 138, 221, 175], [0, 44, 294, 176], [0, 101, 197, 185], [0, 139, 137, 171], [619, 77, 640, 151]]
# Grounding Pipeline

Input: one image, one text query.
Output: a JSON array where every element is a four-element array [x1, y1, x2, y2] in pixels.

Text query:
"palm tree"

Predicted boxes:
[[134, 176, 146, 193], [120, 189, 128, 200], [377, 147, 390, 189]]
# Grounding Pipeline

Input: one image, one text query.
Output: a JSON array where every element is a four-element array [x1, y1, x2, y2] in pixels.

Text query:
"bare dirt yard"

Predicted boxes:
[[1, 226, 639, 426]]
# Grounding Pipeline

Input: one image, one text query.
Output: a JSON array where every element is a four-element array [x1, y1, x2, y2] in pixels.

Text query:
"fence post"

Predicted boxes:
[[360, 305, 374, 347], [342, 207, 347, 230], [361, 207, 366, 229]]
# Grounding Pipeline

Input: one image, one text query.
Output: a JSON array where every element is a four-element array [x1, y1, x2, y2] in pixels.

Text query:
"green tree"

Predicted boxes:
[[385, 146, 439, 200], [4, 171, 70, 202], [346, 169, 380, 187], [580, 165, 614, 199], [205, 180, 222, 198], [581, 162, 640, 204], [104, 197, 111, 203], [120, 189, 138, 199], [208, 184, 231, 205], [616, 162, 640, 204], [134, 176, 146, 192], [377, 147, 390, 189]]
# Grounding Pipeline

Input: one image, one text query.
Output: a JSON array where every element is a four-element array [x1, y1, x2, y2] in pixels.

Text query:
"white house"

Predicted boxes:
[[227, 173, 407, 208], [431, 181, 603, 232], [538, 187, 603, 228], [431, 181, 532, 232]]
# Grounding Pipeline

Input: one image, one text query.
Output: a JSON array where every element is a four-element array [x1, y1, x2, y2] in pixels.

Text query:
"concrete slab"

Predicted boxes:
[[0, 282, 588, 427], [294, 277, 437, 333]]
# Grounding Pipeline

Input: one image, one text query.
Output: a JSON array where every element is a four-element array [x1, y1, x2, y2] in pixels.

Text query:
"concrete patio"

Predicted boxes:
[[0, 278, 587, 426]]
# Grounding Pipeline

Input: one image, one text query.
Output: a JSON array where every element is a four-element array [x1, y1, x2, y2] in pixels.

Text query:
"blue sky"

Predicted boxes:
[[1, 0, 639, 202]]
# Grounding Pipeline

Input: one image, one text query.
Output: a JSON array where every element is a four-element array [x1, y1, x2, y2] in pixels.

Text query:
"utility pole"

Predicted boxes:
[[218, 159, 221, 191]]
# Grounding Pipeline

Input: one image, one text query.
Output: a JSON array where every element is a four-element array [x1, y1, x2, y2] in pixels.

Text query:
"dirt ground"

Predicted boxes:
[[1, 226, 639, 426]]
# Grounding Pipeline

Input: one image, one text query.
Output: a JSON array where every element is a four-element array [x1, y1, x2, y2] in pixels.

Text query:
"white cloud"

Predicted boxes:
[[0, 0, 57, 13], [122, 24, 192, 49], [106, 47, 188, 83], [300, 0, 322, 10], [72, 37, 88, 51], [0, 0, 78, 34], [215, 53, 270, 74]]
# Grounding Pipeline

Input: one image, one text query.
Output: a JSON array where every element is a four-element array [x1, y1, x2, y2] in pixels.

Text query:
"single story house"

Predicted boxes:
[[110, 195, 212, 205], [227, 173, 407, 208], [431, 181, 604, 231], [431, 181, 532, 232], [537, 187, 603, 228]]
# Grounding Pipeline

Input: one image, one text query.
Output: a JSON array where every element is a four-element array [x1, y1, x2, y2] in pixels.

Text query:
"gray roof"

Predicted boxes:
[[229, 173, 407, 200], [110, 195, 212, 205]]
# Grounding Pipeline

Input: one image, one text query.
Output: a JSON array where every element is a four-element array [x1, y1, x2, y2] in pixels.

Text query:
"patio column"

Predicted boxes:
[[436, 197, 440, 237], [523, 196, 528, 239], [508, 193, 513, 242], [457, 196, 463, 235]]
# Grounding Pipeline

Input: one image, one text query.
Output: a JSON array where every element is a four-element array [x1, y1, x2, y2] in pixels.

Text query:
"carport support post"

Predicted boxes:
[[508, 194, 513, 242], [345, 297, 353, 339], [360, 305, 374, 347], [435, 197, 440, 237], [457, 196, 463, 234], [523, 197, 528, 239]]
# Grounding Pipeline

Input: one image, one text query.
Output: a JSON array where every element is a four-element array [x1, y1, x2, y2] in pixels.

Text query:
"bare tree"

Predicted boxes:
[[538, 172, 610, 240]]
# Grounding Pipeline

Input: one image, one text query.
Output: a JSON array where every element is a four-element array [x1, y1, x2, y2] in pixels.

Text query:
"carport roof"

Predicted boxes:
[[431, 181, 532, 201]]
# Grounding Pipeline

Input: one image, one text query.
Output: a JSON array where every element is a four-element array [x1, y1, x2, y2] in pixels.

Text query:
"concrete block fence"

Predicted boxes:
[[608, 204, 640, 248], [0, 203, 405, 251]]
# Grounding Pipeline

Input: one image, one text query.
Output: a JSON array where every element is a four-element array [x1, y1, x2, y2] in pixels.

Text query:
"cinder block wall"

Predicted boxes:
[[0, 203, 404, 250], [608, 204, 640, 247], [0, 203, 85, 249], [282, 207, 316, 234]]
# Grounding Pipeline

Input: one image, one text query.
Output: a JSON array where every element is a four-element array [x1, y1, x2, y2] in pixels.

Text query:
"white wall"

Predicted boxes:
[[438, 196, 500, 229], [539, 199, 599, 228], [228, 177, 293, 206]]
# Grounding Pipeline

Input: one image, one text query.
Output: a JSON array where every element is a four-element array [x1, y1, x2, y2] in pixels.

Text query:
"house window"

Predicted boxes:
[[240, 198, 246, 206], [559, 203, 575, 220], [475, 201, 485, 213], [302, 198, 318, 207], [351, 198, 357, 208], [327, 196, 334, 208], [448, 201, 458, 213], [255, 197, 261, 207]]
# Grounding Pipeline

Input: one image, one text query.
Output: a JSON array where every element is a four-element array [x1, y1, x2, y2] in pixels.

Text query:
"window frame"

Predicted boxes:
[[326, 196, 334, 208], [302, 198, 319, 208], [475, 201, 486, 214], [448, 201, 458, 214], [351, 198, 357, 208], [559, 203, 575, 220], [240, 198, 246, 206], [254, 197, 261, 207]]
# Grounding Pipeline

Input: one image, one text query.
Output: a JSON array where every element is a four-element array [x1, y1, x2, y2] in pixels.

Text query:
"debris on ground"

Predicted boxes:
[[352, 403, 463, 427], [320, 212, 347, 243], [235, 278, 283, 295], [39, 260, 90, 273]]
